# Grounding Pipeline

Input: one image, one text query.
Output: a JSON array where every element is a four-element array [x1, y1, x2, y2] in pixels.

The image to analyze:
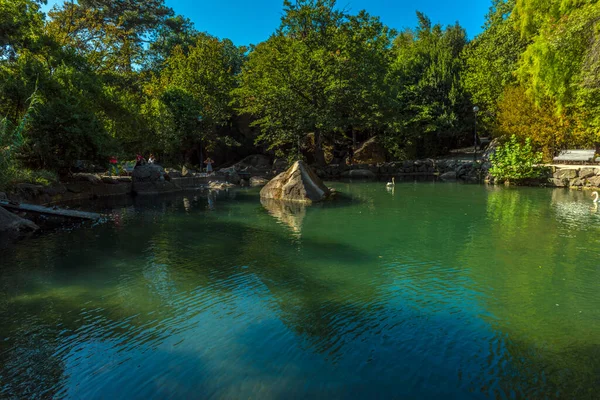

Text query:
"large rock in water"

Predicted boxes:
[[260, 160, 331, 203]]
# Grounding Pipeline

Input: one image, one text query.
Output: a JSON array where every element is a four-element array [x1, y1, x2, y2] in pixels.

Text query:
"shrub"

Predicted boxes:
[[489, 135, 544, 182], [495, 86, 591, 161]]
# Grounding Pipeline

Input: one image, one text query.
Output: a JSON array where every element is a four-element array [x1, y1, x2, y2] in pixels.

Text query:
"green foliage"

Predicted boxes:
[[489, 135, 544, 182], [143, 33, 245, 161], [1, 0, 599, 179], [495, 86, 591, 160], [462, 0, 529, 133], [385, 13, 471, 157], [0, 0, 45, 59], [514, 1, 600, 134], [233, 0, 394, 164], [0, 87, 58, 189]]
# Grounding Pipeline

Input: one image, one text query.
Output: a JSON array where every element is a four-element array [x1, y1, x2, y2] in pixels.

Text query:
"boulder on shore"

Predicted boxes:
[[260, 160, 331, 203], [0, 206, 39, 235], [341, 169, 376, 179], [133, 163, 165, 182], [250, 176, 269, 187], [218, 167, 241, 184], [132, 181, 181, 195], [132, 164, 182, 194], [234, 154, 271, 171], [440, 171, 457, 181], [353, 137, 387, 164]]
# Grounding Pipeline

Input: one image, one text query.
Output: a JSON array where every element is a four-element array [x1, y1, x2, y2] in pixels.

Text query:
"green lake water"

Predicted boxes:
[[1, 182, 600, 399]]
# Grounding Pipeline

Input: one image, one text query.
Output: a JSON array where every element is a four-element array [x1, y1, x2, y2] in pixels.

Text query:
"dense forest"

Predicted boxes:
[[1, 0, 599, 185]]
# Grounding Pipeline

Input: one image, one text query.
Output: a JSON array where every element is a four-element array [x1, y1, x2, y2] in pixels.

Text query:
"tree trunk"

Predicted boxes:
[[314, 129, 326, 166]]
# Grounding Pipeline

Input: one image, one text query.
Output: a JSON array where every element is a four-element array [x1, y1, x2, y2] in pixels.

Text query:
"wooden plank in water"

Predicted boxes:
[[0, 201, 101, 220]]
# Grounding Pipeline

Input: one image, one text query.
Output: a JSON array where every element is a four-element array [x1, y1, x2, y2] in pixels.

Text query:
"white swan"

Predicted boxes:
[[593, 191, 599, 203], [386, 177, 395, 188]]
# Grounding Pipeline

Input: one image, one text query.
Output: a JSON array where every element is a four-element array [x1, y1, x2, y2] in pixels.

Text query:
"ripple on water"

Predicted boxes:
[[1, 184, 600, 398]]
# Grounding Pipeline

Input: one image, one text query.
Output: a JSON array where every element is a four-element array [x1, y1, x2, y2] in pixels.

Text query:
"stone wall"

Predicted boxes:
[[546, 166, 600, 188], [3, 172, 227, 206], [312, 159, 487, 182]]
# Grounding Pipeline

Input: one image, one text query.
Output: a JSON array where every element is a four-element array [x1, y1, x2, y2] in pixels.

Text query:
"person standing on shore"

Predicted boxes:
[[109, 156, 119, 176], [135, 154, 146, 167], [205, 157, 214, 175]]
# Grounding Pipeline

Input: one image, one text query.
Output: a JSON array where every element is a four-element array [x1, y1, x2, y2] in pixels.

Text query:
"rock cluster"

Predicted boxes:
[[312, 159, 487, 182], [132, 164, 181, 195]]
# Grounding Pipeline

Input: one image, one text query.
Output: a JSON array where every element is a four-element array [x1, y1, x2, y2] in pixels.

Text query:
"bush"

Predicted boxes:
[[18, 96, 112, 173], [495, 86, 591, 161], [0, 167, 58, 189], [489, 135, 544, 182]]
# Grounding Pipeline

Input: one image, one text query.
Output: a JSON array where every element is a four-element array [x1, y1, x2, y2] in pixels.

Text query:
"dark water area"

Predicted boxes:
[[1, 182, 600, 399]]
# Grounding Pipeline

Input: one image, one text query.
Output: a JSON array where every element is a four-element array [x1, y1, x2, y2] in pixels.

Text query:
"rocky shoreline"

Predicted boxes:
[[3, 154, 600, 243], [4, 157, 600, 207]]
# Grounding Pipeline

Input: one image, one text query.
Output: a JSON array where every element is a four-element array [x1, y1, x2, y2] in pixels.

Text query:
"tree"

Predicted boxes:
[[495, 86, 589, 159], [143, 33, 245, 162], [462, 0, 529, 133], [46, 0, 176, 73], [385, 13, 470, 158], [0, 0, 45, 59], [233, 0, 394, 165], [515, 0, 600, 137]]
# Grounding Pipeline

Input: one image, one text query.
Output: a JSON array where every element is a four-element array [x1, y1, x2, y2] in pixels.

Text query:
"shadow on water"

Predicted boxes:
[[0, 190, 384, 398], [2, 184, 600, 398]]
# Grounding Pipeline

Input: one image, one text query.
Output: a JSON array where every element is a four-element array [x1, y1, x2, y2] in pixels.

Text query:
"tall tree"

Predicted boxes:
[[233, 0, 394, 164], [46, 0, 175, 73], [386, 13, 470, 158], [143, 33, 245, 162], [0, 0, 45, 60], [515, 0, 600, 137], [462, 0, 529, 133]]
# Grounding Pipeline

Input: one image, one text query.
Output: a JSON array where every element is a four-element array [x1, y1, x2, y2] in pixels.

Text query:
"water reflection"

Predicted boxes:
[[2, 185, 600, 398], [207, 190, 217, 210], [460, 185, 600, 398], [260, 198, 306, 237]]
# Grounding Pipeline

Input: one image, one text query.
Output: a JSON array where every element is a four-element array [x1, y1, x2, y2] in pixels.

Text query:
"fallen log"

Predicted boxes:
[[0, 201, 101, 220]]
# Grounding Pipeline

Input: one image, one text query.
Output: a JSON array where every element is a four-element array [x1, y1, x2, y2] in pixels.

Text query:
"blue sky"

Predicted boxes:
[[43, 0, 491, 46]]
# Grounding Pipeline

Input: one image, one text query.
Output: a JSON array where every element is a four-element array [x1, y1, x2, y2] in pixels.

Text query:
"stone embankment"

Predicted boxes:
[[543, 166, 600, 189], [313, 159, 487, 182], [0, 164, 242, 206], [5, 156, 600, 209]]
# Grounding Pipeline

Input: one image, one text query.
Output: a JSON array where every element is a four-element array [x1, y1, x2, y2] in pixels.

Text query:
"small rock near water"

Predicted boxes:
[[440, 171, 457, 181], [249, 176, 269, 187], [341, 169, 376, 179], [72, 173, 102, 185], [0, 206, 39, 235]]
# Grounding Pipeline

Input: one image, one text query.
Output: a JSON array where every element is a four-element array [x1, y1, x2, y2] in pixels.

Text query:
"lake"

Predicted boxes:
[[1, 182, 600, 399]]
